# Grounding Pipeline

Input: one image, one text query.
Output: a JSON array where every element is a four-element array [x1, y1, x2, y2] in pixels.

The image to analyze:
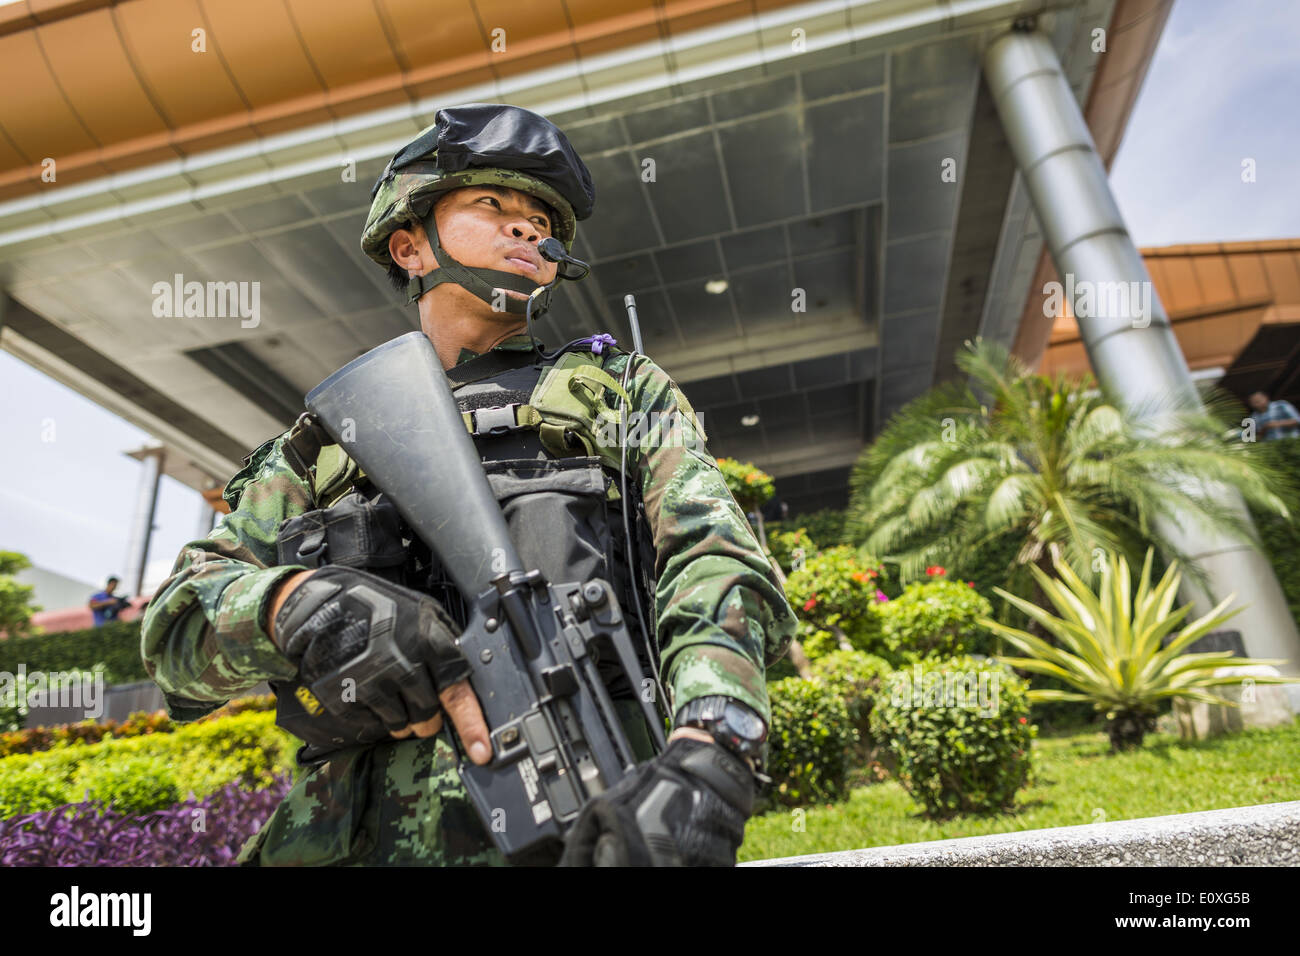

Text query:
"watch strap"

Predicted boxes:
[[674, 695, 770, 782]]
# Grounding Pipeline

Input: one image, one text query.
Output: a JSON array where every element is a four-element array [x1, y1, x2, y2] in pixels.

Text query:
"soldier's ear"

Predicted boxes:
[[389, 224, 430, 275]]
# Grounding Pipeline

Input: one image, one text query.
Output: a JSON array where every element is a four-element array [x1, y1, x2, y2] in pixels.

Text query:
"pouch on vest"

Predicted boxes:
[[274, 492, 407, 583], [526, 352, 629, 470]]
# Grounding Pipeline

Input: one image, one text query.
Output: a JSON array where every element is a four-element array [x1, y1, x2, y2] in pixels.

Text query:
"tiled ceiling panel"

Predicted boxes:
[[654, 239, 722, 284], [729, 265, 796, 335], [623, 97, 712, 142], [721, 225, 786, 270], [806, 92, 885, 211], [572, 150, 656, 257], [889, 35, 982, 143], [642, 130, 733, 243], [719, 112, 806, 228]]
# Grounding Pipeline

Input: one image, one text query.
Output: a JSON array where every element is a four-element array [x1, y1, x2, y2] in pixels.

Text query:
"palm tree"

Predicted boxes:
[[845, 339, 1293, 614]]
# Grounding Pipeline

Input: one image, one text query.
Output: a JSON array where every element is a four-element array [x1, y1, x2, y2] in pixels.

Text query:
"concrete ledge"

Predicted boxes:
[[742, 801, 1300, 866]]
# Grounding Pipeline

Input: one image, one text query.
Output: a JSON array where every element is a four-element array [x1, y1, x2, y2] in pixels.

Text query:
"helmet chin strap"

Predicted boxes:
[[405, 207, 556, 318]]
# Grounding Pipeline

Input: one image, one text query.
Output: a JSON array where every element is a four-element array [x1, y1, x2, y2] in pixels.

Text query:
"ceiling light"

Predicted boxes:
[[705, 279, 728, 295], [741, 414, 760, 427]]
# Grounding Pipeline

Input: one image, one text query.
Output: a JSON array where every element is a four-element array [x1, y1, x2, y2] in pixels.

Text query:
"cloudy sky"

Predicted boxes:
[[1108, 0, 1300, 245], [1, 0, 1298, 602]]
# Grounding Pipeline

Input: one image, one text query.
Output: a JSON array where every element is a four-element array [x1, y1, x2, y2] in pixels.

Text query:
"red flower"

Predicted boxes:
[[967, 581, 975, 588], [926, 566, 946, 576], [1018, 717, 1027, 724], [803, 597, 818, 612]]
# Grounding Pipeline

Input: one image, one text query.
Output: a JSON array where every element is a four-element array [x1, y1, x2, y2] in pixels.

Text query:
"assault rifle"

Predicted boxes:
[[297, 330, 668, 863]]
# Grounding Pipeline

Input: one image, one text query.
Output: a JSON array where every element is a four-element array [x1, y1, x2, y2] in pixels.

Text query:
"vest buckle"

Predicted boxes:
[[472, 404, 524, 436]]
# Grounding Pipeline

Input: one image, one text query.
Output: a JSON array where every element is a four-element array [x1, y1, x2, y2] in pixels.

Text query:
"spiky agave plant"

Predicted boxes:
[[980, 547, 1298, 751]]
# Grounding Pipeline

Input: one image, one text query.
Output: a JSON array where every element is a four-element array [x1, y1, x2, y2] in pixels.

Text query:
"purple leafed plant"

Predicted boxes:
[[0, 775, 293, 866]]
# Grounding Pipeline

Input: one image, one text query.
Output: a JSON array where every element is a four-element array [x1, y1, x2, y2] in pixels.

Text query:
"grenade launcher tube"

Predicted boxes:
[[304, 331, 523, 598]]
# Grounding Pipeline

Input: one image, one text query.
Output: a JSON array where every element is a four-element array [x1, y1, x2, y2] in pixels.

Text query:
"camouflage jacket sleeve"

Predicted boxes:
[[603, 350, 797, 730], [139, 433, 314, 720]]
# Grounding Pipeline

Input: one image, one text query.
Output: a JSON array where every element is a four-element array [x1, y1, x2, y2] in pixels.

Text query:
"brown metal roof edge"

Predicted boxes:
[[0, 0, 118, 38], [1138, 238, 1300, 257], [0, 0, 809, 193], [1046, 295, 1276, 347]]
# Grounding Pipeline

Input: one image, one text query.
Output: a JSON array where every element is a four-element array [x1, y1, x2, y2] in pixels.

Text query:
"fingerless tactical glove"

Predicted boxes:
[[272, 565, 470, 733], [558, 736, 756, 867]]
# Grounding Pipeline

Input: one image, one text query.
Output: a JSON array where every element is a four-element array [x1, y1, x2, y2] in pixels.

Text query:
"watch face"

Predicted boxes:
[[724, 701, 766, 741]]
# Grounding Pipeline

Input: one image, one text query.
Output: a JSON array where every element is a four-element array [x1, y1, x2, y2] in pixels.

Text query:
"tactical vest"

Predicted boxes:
[[274, 341, 661, 709]]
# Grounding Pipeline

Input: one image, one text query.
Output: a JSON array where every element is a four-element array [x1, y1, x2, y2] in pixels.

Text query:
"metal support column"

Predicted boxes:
[[982, 27, 1300, 689], [123, 446, 164, 597], [196, 486, 218, 540]]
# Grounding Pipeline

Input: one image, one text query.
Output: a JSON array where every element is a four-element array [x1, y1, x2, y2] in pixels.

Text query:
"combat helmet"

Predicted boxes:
[[362, 103, 595, 315]]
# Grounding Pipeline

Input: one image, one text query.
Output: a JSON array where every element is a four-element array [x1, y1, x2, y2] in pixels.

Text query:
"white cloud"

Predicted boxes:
[[1110, 0, 1300, 246]]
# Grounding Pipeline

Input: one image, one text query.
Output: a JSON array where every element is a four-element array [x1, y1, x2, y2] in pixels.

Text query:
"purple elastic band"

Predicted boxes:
[[582, 332, 617, 355]]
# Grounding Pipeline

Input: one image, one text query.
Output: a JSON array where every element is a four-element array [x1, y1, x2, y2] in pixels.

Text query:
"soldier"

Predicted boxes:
[[140, 103, 797, 866]]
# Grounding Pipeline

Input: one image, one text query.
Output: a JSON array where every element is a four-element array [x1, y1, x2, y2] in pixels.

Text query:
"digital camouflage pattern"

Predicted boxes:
[[140, 332, 797, 866], [361, 164, 579, 268]]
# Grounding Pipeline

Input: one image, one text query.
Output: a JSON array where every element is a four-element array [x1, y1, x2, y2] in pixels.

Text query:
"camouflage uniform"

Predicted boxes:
[[141, 332, 797, 866]]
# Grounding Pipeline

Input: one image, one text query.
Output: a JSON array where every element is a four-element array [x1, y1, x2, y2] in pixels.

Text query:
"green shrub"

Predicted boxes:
[[869, 655, 1035, 818], [768, 528, 817, 576], [770, 509, 849, 549], [0, 693, 277, 757], [809, 650, 893, 749], [801, 628, 840, 661], [0, 763, 68, 818], [172, 713, 287, 793], [876, 576, 993, 666], [764, 655, 800, 682], [72, 754, 182, 816], [715, 457, 775, 512], [0, 711, 296, 819], [0, 551, 40, 638], [785, 546, 886, 651], [765, 677, 857, 808]]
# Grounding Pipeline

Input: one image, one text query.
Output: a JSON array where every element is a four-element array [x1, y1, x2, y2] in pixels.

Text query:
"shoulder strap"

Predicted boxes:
[[446, 347, 544, 389], [282, 413, 331, 481], [312, 444, 361, 505]]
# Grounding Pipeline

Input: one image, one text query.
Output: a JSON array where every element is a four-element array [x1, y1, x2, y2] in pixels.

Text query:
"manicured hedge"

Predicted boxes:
[[0, 619, 147, 685], [0, 694, 276, 758]]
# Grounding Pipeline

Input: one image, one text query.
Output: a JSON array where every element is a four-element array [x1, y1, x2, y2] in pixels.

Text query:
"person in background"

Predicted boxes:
[[1248, 390, 1300, 442], [88, 576, 131, 626]]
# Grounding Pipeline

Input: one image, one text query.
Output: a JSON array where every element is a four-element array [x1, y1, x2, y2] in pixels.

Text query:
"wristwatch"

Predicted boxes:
[[673, 695, 770, 784]]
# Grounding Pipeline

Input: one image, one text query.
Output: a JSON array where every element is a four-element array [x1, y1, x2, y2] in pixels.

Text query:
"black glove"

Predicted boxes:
[[272, 565, 469, 733], [558, 737, 756, 867]]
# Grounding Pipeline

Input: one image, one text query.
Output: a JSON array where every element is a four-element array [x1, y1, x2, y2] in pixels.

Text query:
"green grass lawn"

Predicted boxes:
[[738, 716, 1300, 863]]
